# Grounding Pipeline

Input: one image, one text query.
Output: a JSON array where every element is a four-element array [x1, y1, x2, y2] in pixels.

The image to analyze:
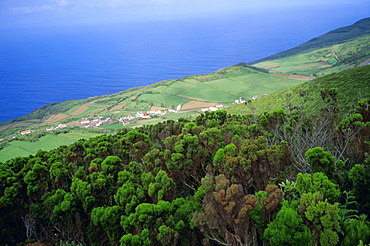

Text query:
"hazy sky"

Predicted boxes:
[[0, 0, 369, 28]]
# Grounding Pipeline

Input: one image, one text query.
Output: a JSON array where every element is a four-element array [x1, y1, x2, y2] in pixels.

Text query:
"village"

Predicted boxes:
[[19, 94, 268, 136]]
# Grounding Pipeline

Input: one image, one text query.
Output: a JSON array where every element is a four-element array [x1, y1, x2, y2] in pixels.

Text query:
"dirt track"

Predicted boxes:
[[270, 73, 310, 81], [293, 62, 325, 69], [261, 64, 280, 69]]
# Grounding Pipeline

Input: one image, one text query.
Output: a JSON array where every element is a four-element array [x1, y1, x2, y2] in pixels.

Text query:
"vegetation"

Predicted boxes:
[[1, 18, 370, 246], [0, 65, 369, 245], [0, 130, 105, 163], [227, 65, 370, 116], [251, 17, 370, 67], [2, 18, 369, 161]]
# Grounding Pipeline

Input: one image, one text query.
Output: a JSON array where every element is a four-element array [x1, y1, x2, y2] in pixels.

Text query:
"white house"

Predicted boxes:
[[235, 97, 246, 104], [136, 112, 144, 118], [21, 129, 31, 135]]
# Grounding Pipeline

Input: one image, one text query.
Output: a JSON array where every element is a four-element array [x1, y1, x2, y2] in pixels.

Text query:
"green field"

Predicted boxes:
[[100, 123, 126, 129], [58, 131, 101, 141], [138, 93, 190, 106], [0, 131, 102, 163], [0, 135, 73, 162], [179, 82, 236, 102], [254, 32, 370, 77]]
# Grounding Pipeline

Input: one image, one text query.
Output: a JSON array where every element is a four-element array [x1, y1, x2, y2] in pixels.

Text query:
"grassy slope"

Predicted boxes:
[[251, 17, 370, 64], [226, 65, 370, 116], [0, 131, 101, 163], [252, 18, 370, 77]]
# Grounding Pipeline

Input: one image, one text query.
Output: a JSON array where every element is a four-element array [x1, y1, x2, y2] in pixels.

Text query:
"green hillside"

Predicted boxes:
[[251, 17, 370, 64], [226, 65, 370, 116], [252, 17, 370, 77]]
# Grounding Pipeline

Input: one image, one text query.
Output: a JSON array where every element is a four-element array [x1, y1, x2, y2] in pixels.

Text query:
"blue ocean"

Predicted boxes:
[[0, 5, 368, 122]]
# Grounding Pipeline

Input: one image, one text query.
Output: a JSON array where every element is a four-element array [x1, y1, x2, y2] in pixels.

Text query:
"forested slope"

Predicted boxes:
[[1, 66, 370, 245]]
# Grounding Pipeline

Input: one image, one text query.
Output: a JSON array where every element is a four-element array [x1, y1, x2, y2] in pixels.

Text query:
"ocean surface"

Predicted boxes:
[[0, 5, 368, 122]]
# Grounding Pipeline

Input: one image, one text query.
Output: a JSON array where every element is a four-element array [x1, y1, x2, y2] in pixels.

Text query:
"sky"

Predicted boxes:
[[0, 0, 369, 29]]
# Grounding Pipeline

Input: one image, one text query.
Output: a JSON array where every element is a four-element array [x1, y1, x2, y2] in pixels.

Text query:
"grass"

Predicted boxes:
[[0, 146, 33, 162], [0, 134, 73, 162], [58, 131, 101, 141], [137, 93, 190, 107], [180, 82, 236, 103], [225, 65, 370, 116], [204, 78, 247, 92], [158, 81, 198, 95], [64, 104, 83, 115], [100, 123, 125, 129], [254, 36, 370, 77], [0, 131, 104, 162]]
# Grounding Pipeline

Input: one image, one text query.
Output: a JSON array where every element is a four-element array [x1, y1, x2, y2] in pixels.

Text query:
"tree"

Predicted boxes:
[[299, 192, 341, 246], [305, 147, 343, 181], [264, 201, 312, 246], [157, 225, 179, 246], [148, 170, 175, 202], [101, 156, 122, 174], [91, 206, 123, 243], [347, 164, 370, 216], [193, 175, 259, 246], [341, 215, 370, 246], [295, 172, 340, 203]]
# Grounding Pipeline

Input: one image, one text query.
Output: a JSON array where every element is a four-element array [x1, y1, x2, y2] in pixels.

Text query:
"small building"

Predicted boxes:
[[21, 129, 31, 135], [136, 112, 144, 118], [46, 127, 55, 131], [235, 97, 246, 104], [96, 120, 105, 127], [81, 120, 90, 124], [58, 124, 67, 128]]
